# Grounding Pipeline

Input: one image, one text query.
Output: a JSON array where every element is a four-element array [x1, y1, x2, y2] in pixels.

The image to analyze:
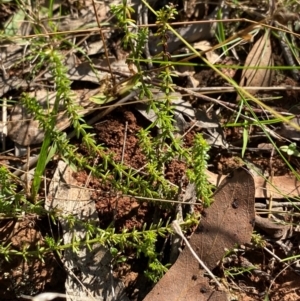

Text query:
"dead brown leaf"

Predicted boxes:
[[254, 175, 300, 199], [206, 170, 300, 199], [238, 32, 273, 99], [192, 168, 255, 270], [143, 168, 255, 301], [193, 40, 220, 64]]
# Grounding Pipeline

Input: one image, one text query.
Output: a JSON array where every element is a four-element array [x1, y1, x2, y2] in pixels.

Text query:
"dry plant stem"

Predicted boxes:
[[138, 3, 152, 68], [268, 148, 275, 219], [277, 30, 300, 81], [258, 202, 300, 209], [267, 262, 291, 296], [98, 90, 140, 119], [265, 246, 300, 296], [171, 220, 222, 288], [110, 263, 116, 300], [175, 86, 291, 116], [121, 122, 128, 167], [14, 17, 300, 40], [21, 293, 67, 301], [91, 0, 115, 86], [170, 182, 184, 264], [188, 86, 300, 93], [276, 240, 292, 255], [177, 86, 285, 140], [239, 256, 271, 280], [1, 99, 7, 151], [13, 91, 138, 177], [21, 293, 101, 301], [113, 121, 128, 222]]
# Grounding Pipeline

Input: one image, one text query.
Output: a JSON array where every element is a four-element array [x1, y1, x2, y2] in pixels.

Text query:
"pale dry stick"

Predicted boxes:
[[170, 180, 185, 264], [268, 147, 275, 219], [1, 99, 7, 151], [263, 246, 299, 274], [9, 17, 300, 41], [23, 292, 101, 301], [171, 220, 222, 288], [188, 86, 300, 93], [277, 30, 300, 81], [12, 90, 139, 177], [121, 122, 128, 167], [181, 120, 200, 140], [110, 261, 116, 301], [176, 86, 285, 141], [276, 240, 292, 255], [255, 209, 300, 217], [21, 292, 102, 301], [97, 90, 140, 120], [138, 1, 153, 68], [21, 292, 67, 301], [264, 247, 300, 296], [267, 262, 294, 294], [91, 0, 116, 87], [257, 203, 300, 209]]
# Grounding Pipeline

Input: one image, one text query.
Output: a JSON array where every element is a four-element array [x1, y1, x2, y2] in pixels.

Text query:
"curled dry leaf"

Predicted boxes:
[[238, 32, 273, 99], [193, 40, 220, 64]]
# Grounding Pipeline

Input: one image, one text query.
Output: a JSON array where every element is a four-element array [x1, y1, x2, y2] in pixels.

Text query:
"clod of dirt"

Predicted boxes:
[[143, 168, 255, 301]]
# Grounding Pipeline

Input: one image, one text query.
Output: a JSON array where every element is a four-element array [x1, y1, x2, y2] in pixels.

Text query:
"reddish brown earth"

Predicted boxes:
[[1, 104, 300, 301]]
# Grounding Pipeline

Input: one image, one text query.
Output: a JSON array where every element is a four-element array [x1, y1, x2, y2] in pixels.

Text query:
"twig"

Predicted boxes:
[[277, 30, 300, 81], [187, 86, 300, 93], [176, 86, 294, 116], [170, 180, 184, 264], [268, 147, 275, 219], [171, 220, 222, 288], [91, 0, 115, 86], [138, 2, 153, 68], [21, 292, 100, 301], [1, 98, 7, 151]]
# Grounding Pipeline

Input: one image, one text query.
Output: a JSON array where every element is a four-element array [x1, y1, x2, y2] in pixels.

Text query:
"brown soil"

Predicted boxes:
[[1, 2, 300, 300], [2, 103, 300, 301], [0, 219, 65, 301]]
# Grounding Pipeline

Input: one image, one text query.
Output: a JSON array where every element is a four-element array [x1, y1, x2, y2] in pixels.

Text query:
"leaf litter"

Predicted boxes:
[[237, 31, 273, 100], [1, 1, 300, 301], [143, 168, 255, 301]]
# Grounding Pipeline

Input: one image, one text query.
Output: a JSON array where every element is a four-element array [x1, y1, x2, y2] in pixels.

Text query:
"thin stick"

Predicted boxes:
[[171, 220, 222, 288]]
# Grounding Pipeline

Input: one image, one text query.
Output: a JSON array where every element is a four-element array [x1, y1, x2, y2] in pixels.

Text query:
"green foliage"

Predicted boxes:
[[0, 167, 24, 214], [280, 142, 300, 157], [187, 134, 213, 206], [224, 265, 256, 277], [144, 259, 170, 283], [251, 232, 267, 248], [0, 1, 213, 285]]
